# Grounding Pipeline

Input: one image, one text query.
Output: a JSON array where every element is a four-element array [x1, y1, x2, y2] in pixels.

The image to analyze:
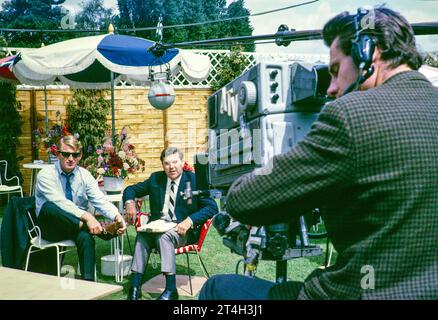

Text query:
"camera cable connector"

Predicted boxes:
[[243, 226, 267, 276]]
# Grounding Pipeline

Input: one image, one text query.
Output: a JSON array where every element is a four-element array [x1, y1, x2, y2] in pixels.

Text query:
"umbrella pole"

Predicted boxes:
[[111, 71, 116, 144], [44, 86, 49, 136]]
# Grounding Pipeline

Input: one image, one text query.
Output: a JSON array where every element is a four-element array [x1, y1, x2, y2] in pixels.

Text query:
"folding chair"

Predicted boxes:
[[0, 160, 23, 200], [174, 218, 213, 296], [24, 210, 77, 277]]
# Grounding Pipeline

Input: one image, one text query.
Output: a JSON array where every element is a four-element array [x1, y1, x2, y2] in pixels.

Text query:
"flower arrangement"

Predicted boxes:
[[33, 111, 71, 156], [83, 127, 145, 179]]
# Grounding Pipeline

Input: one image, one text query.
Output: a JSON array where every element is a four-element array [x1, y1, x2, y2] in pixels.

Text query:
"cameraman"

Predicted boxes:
[[199, 7, 438, 300]]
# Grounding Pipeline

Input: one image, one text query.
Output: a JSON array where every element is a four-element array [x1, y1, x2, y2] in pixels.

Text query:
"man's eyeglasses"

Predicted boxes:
[[59, 151, 81, 158]]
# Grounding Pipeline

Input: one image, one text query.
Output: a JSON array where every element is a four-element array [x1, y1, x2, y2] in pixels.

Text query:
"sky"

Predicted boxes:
[[0, 0, 437, 54]]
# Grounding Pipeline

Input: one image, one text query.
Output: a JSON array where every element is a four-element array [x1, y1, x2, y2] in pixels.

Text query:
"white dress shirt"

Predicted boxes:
[[35, 162, 119, 220]]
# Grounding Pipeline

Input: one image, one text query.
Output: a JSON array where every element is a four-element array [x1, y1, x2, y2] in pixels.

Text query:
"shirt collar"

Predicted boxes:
[[55, 161, 78, 177], [167, 174, 182, 189]]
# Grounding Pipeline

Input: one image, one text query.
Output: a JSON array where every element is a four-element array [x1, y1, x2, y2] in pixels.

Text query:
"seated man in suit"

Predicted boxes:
[[124, 147, 218, 300], [35, 135, 126, 281]]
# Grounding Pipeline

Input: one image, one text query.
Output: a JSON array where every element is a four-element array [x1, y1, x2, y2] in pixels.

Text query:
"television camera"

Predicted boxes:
[[182, 61, 331, 282]]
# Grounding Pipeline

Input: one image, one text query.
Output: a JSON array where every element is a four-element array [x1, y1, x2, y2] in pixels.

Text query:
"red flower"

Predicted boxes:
[[50, 144, 58, 156], [183, 162, 194, 172], [62, 125, 71, 136]]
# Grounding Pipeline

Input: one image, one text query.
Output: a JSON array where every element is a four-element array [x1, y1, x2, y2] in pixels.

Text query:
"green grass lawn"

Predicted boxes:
[[0, 200, 337, 300]]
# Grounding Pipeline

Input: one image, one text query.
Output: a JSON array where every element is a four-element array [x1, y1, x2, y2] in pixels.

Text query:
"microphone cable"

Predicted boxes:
[[343, 65, 374, 95]]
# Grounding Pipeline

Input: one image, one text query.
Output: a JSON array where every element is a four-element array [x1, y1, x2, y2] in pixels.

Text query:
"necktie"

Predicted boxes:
[[168, 181, 176, 220], [64, 173, 73, 201]]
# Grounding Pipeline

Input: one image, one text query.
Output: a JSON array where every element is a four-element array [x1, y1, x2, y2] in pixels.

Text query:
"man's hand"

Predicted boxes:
[[114, 214, 127, 235], [125, 201, 137, 225], [82, 212, 103, 235], [175, 217, 193, 236]]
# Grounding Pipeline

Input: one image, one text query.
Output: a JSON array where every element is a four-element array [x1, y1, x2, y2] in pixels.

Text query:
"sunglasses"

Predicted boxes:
[[59, 151, 81, 158]]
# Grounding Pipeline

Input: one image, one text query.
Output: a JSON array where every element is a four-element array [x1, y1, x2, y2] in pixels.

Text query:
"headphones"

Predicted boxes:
[[351, 8, 376, 73], [343, 8, 377, 95]]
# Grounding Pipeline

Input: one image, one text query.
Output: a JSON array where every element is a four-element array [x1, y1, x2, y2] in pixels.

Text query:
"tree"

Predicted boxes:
[[115, 0, 254, 50], [66, 89, 111, 160], [0, 0, 69, 47], [0, 81, 23, 188], [210, 46, 250, 92], [75, 0, 114, 33], [223, 0, 254, 52]]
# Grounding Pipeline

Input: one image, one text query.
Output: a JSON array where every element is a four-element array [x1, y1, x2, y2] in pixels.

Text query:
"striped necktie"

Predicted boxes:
[[168, 181, 176, 220]]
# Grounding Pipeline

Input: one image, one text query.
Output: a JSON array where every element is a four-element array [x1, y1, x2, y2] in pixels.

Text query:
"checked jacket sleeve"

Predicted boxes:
[[226, 101, 356, 226]]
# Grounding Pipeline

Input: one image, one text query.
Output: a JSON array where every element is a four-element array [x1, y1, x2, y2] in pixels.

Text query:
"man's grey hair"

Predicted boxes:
[[160, 147, 183, 162]]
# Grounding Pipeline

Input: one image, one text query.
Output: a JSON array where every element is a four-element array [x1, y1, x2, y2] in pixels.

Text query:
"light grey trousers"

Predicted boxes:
[[131, 229, 188, 274]]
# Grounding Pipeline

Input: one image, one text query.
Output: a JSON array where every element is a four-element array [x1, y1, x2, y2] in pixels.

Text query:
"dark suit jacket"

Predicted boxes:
[[1, 196, 66, 275], [226, 71, 438, 299], [123, 170, 218, 243], [1, 196, 34, 269]]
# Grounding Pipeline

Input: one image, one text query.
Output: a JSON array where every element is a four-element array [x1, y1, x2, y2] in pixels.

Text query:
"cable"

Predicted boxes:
[[0, 0, 319, 34], [0, 27, 102, 33]]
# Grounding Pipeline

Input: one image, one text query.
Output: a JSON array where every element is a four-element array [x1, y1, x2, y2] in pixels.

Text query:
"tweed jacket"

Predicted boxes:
[[226, 71, 438, 299], [123, 170, 218, 242]]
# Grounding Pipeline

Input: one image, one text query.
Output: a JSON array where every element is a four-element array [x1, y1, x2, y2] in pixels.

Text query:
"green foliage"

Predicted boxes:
[[66, 89, 110, 160], [0, 0, 254, 49], [221, 0, 254, 52], [0, 0, 70, 47], [75, 0, 114, 33], [116, 0, 254, 49], [0, 81, 23, 184], [210, 46, 251, 92], [425, 52, 438, 67]]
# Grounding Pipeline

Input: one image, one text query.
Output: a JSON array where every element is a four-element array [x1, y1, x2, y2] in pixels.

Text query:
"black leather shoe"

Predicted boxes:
[[157, 289, 179, 300], [127, 286, 142, 300]]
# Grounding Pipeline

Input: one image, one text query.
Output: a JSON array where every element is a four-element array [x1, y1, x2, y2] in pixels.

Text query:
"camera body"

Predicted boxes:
[[195, 61, 330, 263]]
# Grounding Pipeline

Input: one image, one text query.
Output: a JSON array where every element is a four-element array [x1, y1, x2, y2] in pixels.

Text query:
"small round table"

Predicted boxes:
[[22, 162, 54, 196]]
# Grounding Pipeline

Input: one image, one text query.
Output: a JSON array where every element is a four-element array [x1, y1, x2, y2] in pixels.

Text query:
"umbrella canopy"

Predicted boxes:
[[6, 33, 211, 138], [11, 34, 210, 88], [0, 55, 19, 83]]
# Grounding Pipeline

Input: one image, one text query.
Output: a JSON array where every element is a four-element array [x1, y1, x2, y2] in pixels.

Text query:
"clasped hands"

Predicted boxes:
[[82, 212, 127, 236]]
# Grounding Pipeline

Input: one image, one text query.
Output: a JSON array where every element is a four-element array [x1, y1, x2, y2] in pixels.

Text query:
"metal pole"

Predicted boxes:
[[159, 22, 438, 49], [44, 86, 49, 135], [110, 71, 116, 144]]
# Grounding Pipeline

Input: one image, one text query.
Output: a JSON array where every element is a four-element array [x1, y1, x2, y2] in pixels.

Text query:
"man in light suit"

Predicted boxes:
[[124, 147, 218, 300], [35, 136, 126, 282], [200, 6, 438, 300]]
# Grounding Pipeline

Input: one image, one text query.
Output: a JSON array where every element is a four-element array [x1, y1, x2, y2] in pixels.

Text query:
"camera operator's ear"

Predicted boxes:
[[371, 45, 381, 64]]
